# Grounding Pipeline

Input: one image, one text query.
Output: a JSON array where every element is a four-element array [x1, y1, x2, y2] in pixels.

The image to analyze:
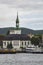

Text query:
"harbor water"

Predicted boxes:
[[0, 53, 43, 65]]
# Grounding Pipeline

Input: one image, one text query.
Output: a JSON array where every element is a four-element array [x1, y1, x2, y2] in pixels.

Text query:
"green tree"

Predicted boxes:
[[31, 37, 39, 46]]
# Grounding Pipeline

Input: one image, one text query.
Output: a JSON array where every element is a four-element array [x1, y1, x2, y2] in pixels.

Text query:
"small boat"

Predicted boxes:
[[25, 47, 35, 53], [25, 46, 43, 53]]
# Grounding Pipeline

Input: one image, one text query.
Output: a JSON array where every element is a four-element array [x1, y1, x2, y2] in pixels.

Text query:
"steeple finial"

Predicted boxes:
[[16, 12, 19, 29]]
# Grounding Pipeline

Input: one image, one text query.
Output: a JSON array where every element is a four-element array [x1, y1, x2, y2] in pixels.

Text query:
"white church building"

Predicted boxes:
[[2, 13, 31, 50]]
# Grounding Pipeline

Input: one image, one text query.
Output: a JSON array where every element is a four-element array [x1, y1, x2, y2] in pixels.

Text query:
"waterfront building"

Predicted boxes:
[[0, 13, 31, 50], [3, 34, 30, 50]]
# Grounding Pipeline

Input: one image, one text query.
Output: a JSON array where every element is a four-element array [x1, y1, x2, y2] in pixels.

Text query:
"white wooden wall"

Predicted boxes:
[[3, 40, 31, 49], [10, 30, 21, 34]]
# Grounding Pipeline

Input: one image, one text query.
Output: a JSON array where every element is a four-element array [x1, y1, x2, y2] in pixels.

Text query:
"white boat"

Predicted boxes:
[[25, 45, 42, 53]]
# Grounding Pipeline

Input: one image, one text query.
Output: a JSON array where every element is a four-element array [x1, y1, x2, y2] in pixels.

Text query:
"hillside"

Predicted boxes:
[[0, 27, 43, 35]]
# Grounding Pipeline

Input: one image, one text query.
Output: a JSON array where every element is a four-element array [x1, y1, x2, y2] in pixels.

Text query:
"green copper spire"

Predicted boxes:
[[16, 12, 19, 29]]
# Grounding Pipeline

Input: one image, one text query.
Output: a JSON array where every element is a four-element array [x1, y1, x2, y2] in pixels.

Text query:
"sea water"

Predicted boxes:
[[0, 53, 43, 65]]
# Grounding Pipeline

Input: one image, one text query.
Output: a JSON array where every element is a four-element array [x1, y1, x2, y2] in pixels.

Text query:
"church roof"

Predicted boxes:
[[3, 34, 30, 41]]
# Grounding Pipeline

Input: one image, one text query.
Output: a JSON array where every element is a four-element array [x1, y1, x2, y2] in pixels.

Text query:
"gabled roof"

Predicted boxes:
[[3, 34, 30, 41]]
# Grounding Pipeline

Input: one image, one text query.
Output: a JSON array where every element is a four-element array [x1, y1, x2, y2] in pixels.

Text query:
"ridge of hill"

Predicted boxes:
[[0, 27, 43, 35]]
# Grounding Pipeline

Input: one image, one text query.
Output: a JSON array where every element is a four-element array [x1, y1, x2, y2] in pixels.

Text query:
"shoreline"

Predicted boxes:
[[0, 51, 43, 54]]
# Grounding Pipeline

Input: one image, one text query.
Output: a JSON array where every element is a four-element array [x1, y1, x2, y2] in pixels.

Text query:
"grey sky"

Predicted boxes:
[[0, 0, 43, 30]]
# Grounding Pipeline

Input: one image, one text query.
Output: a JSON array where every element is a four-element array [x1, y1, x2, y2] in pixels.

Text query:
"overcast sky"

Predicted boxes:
[[0, 0, 43, 30]]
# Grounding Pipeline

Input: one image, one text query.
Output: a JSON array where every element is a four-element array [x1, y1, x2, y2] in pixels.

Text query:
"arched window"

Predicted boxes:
[[25, 42, 26, 45], [22, 42, 23, 46]]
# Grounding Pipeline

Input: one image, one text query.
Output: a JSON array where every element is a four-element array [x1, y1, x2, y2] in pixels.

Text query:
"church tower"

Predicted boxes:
[[16, 12, 19, 29], [9, 12, 21, 34]]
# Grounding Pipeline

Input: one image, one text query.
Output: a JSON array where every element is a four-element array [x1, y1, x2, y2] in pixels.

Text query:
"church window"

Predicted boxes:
[[22, 42, 23, 46], [25, 42, 26, 45], [14, 41, 19, 46]]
